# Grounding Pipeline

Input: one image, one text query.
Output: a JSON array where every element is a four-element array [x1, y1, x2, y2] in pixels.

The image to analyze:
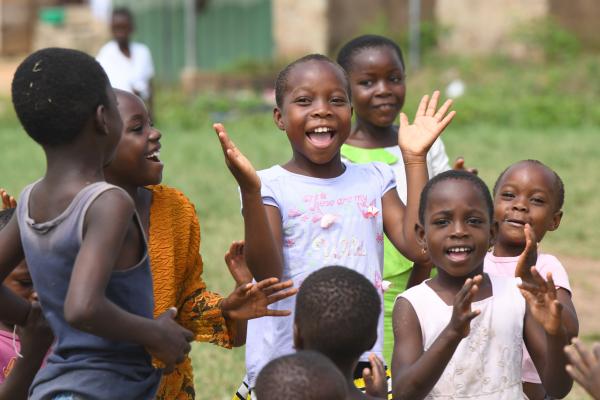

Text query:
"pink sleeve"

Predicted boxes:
[[537, 254, 571, 293]]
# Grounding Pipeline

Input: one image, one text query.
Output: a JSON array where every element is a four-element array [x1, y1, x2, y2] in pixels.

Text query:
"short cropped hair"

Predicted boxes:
[[493, 160, 565, 211], [295, 266, 380, 363], [0, 208, 15, 230], [12, 48, 110, 146], [254, 351, 346, 400], [112, 6, 133, 22], [337, 34, 405, 73], [274, 54, 351, 108], [419, 170, 494, 224]]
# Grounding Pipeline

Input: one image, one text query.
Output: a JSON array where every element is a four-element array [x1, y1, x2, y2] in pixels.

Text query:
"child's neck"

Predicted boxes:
[[284, 154, 346, 179], [346, 118, 398, 149], [492, 240, 526, 258], [331, 358, 368, 400], [44, 147, 106, 186]]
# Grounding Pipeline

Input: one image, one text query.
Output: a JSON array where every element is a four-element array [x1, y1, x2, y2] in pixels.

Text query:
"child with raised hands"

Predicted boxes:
[[392, 170, 572, 399], [103, 89, 296, 400], [294, 266, 389, 399], [565, 339, 600, 399], [336, 34, 476, 364], [485, 159, 578, 400], [218, 53, 455, 398]]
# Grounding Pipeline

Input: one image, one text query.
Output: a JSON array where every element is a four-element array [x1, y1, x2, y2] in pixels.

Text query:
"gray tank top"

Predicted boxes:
[[17, 181, 161, 400]]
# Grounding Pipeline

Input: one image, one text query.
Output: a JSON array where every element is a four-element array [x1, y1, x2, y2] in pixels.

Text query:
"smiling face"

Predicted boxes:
[[273, 60, 352, 172], [104, 90, 163, 190], [347, 46, 405, 128], [493, 162, 562, 252], [418, 179, 495, 277]]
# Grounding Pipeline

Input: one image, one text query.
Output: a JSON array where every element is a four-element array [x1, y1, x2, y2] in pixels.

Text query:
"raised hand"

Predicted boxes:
[[147, 307, 194, 373], [565, 339, 600, 399], [398, 91, 455, 160], [224, 240, 253, 287], [213, 123, 261, 194], [363, 352, 388, 399], [1, 188, 16, 209], [519, 268, 563, 335], [447, 275, 482, 338], [220, 278, 297, 321], [515, 224, 539, 285], [452, 157, 478, 175]]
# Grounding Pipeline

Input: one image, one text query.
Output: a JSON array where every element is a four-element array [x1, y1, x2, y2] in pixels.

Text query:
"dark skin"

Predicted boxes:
[[565, 339, 600, 400], [493, 161, 578, 400], [259, 59, 455, 281], [294, 325, 387, 400], [391, 179, 572, 399], [0, 85, 194, 374], [344, 45, 475, 172], [104, 90, 296, 349]]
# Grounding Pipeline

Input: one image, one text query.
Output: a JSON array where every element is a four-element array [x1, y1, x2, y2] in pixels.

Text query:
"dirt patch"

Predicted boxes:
[[560, 254, 600, 339]]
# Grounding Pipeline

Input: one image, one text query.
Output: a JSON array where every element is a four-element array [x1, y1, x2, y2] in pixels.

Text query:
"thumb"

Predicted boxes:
[[362, 367, 372, 383], [165, 307, 178, 319], [453, 157, 464, 170]]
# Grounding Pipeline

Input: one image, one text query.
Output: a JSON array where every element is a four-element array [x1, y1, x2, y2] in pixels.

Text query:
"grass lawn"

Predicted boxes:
[[0, 95, 598, 398]]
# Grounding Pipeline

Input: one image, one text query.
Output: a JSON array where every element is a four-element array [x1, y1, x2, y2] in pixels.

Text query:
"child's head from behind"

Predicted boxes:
[[418, 171, 495, 277], [254, 350, 347, 400], [273, 54, 352, 167], [111, 7, 134, 46], [12, 48, 122, 158], [104, 89, 163, 189], [294, 266, 380, 365], [0, 209, 35, 302], [493, 160, 563, 248], [337, 34, 406, 128]]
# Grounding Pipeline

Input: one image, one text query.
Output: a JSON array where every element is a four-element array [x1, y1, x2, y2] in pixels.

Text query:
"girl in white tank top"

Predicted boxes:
[[390, 171, 573, 399]]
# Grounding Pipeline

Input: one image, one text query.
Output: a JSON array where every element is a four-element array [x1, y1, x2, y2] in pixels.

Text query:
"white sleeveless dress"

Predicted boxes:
[[399, 275, 527, 399]]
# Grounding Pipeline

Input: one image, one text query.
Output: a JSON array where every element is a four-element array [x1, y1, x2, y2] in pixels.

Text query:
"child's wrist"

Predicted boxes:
[[401, 153, 427, 165]]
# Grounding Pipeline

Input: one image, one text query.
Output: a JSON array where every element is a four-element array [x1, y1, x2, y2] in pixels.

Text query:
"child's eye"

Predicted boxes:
[[18, 280, 33, 288], [467, 217, 483, 225], [500, 191, 515, 199], [359, 80, 373, 87], [294, 97, 311, 105], [130, 125, 143, 132], [330, 97, 348, 105], [531, 197, 545, 205], [390, 75, 404, 83], [433, 219, 449, 226]]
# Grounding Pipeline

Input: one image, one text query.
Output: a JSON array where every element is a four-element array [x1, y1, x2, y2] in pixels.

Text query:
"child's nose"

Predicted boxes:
[[150, 127, 162, 141], [375, 81, 392, 96], [311, 101, 333, 118]]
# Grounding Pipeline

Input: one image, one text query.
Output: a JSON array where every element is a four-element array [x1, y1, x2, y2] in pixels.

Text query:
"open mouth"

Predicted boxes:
[[504, 218, 527, 228], [445, 246, 473, 262], [145, 150, 161, 163], [306, 126, 336, 149], [373, 103, 398, 111]]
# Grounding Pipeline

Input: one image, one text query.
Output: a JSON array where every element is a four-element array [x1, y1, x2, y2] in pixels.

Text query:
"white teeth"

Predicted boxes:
[[448, 247, 470, 253], [146, 151, 160, 159], [312, 127, 332, 133]]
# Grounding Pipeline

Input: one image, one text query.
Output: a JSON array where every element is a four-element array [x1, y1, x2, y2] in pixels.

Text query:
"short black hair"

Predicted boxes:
[[337, 34, 405, 73], [112, 6, 133, 22], [274, 54, 351, 108], [254, 351, 346, 400], [0, 208, 15, 230], [493, 160, 565, 210], [419, 170, 494, 224], [12, 48, 110, 146], [295, 266, 380, 364]]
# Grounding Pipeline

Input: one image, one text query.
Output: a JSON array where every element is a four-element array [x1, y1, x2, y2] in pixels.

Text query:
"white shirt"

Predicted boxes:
[[97, 40, 154, 100], [244, 162, 396, 386]]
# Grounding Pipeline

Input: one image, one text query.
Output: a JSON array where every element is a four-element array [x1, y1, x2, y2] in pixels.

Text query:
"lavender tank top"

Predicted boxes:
[[16, 181, 160, 400]]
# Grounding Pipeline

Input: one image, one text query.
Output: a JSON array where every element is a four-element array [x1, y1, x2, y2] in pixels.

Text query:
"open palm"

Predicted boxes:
[[214, 123, 261, 193], [398, 91, 455, 158], [221, 278, 297, 321]]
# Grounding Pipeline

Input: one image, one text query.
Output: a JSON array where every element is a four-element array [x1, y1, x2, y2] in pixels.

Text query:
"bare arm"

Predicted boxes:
[[214, 123, 283, 281], [522, 269, 573, 398], [0, 213, 31, 326], [63, 189, 193, 371], [384, 92, 455, 263], [392, 277, 481, 399]]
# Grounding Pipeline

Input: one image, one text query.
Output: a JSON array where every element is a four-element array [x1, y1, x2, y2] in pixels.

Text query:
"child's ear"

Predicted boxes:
[[293, 323, 303, 350], [95, 104, 110, 136], [489, 221, 499, 248], [415, 222, 426, 251], [273, 107, 285, 131], [549, 210, 563, 231]]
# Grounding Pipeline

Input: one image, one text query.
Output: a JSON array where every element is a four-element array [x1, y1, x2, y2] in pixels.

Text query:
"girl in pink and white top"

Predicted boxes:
[[485, 159, 579, 400]]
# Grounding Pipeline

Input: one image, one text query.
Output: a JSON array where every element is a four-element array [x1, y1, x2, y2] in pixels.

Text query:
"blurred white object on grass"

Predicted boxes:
[[445, 79, 466, 99]]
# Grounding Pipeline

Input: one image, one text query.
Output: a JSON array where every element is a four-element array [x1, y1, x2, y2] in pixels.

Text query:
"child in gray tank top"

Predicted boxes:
[[0, 48, 193, 400]]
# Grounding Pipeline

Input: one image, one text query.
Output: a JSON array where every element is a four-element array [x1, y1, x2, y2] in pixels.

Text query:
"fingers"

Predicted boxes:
[[0, 188, 16, 209], [438, 110, 456, 132], [264, 309, 292, 317], [260, 279, 294, 296], [266, 287, 299, 304], [254, 277, 281, 290], [425, 91, 440, 117], [433, 98, 453, 121], [416, 95, 430, 117], [399, 112, 409, 130], [453, 157, 465, 170]]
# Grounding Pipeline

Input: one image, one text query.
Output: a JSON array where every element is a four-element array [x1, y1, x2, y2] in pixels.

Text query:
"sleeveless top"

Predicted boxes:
[[17, 181, 161, 400], [399, 275, 526, 399]]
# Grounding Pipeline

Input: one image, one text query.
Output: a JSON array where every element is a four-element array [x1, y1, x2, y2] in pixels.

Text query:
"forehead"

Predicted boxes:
[[348, 46, 403, 73], [285, 60, 348, 94], [499, 163, 556, 192], [427, 180, 488, 214], [112, 13, 132, 26], [116, 90, 147, 117]]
